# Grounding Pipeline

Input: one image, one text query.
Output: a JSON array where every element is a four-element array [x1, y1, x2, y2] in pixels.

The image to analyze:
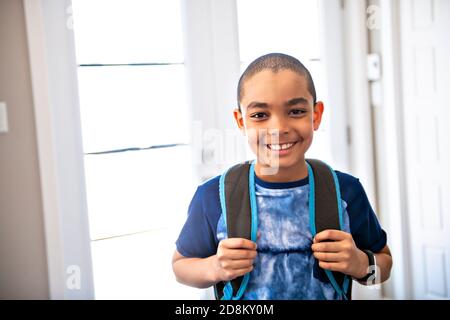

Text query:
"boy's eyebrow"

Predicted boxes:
[[285, 97, 310, 107], [245, 97, 310, 111], [246, 101, 269, 111]]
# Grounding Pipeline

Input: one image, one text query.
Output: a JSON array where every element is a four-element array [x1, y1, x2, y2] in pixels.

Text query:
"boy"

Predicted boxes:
[[172, 53, 392, 299]]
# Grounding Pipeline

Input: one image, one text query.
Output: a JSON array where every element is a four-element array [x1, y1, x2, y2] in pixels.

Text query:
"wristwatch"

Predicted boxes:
[[356, 249, 377, 283]]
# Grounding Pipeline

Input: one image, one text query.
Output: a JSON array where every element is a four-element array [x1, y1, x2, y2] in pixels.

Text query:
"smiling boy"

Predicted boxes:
[[172, 53, 392, 299]]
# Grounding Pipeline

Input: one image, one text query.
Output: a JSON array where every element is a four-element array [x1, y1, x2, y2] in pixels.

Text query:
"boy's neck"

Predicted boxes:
[[254, 160, 308, 183]]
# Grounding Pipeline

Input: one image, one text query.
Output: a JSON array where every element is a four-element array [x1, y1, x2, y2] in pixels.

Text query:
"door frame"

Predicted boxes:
[[371, 0, 412, 299], [23, 0, 95, 299], [340, 0, 412, 299]]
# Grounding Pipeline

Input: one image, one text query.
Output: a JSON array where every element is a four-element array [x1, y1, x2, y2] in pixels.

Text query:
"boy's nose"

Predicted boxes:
[[268, 117, 290, 135]]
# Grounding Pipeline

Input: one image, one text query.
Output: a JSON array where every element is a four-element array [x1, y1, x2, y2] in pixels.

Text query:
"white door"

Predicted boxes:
[[400, 0, 450, 299]]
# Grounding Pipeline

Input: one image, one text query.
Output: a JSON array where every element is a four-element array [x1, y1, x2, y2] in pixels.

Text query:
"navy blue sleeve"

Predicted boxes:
[[336, 171, 387, 253], [175, 176, 222, 258]]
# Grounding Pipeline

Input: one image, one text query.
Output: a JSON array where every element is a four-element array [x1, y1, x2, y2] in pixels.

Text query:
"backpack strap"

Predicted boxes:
[[306, 159, 351, 300], [215, 159, 351, 300], [215, 160, 257, 300]]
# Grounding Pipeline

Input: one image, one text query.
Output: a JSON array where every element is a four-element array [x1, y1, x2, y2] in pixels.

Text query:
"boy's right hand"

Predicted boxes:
[[213, 238, 258, 282]]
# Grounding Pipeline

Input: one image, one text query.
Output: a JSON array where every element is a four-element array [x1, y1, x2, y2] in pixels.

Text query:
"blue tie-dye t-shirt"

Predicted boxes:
[[176, 169, 387, 300]]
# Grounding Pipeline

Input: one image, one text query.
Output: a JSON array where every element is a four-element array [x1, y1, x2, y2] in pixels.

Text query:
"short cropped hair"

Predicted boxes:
[[237, 53, 317, 110]]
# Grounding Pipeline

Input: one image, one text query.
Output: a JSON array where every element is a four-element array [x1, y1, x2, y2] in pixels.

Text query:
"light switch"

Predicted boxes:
[[0, 102, 9, 133], [367, 53, 381, 81]]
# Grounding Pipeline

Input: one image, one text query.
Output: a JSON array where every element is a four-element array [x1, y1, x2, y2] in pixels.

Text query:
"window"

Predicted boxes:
[[72, 0, 198, 299], [236, 0, 333, 163]]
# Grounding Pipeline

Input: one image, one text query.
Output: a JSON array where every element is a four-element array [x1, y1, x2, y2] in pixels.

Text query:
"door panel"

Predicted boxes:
[[400, 0, 450, 299]]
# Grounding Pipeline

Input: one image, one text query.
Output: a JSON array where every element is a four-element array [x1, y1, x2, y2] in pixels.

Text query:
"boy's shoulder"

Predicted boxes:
[[192, 175, 222, 216], [334, 170, 359, 185], [197, 174, 221, 195], [334, 170, 366, 203]]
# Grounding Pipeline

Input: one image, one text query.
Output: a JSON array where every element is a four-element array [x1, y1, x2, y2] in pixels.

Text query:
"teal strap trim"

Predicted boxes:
[[218, 168, 229, 228], [326, 163, 350, 300], [326, 162, 349, 300], [306, 163, 317, 236], [307, 161, 348, 300], [326, 163, 344, 230], [219, 167, 231, 300], [249, 161, 258, 243], [218, 162, 258, 300], [230, 161, 258, 300], [221, 282, 233, 300], [324, 269, 348, 300]]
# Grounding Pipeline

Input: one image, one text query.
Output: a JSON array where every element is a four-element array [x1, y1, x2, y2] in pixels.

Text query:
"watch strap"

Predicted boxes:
[[356, 250, 376, 282]]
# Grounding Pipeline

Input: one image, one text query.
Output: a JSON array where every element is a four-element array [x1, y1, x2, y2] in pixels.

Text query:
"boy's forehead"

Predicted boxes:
[[241, 69, 313, 107]]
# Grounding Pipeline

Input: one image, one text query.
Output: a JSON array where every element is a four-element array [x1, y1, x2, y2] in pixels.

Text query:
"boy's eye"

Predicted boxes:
[[289, 109, 306, 116], [250, 112, 268, 119]]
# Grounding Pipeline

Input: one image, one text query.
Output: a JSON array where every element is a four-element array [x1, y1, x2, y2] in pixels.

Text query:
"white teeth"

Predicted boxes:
[[268, 143, 294, 151]]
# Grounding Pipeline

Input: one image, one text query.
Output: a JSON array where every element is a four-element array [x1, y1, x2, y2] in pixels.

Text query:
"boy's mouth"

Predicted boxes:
[[266, 141, 297, 151]]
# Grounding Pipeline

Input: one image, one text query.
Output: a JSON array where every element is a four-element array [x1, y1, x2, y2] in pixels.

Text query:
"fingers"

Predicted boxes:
[[313, 251, 342, 262], [311, 241, 343, 253], [222, 266, 254, 281], [220, 238, 257, 250], [318, 261, 349, 273], [219, 249, 257, 260], [221, 259, 254, 270], [234, 266, 254, 277], [313, 229, 349, 243], [216, 238, 258, 282], [311, 231, 360, 277]]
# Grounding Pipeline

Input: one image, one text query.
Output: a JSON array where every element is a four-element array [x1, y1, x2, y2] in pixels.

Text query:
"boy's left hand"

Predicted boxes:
[[311, 230, 369, 279]]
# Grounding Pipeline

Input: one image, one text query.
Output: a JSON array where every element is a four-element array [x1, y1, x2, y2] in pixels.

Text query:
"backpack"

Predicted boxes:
[[214, 159, 352, 300]]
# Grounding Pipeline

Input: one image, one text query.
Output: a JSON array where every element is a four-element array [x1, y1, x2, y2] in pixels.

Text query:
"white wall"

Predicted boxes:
[[0, 0, 49, 299]]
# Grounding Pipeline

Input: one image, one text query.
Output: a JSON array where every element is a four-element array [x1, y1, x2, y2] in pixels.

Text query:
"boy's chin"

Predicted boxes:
[[256, 156, 305, 170]]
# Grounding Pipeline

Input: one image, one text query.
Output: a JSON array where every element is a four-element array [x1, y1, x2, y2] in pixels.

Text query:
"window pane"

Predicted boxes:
[[84, 145, 196, 240], [77, 65, 189, 153], [91, 229, 205, 299], [237, 0, 320, 63], [72, 0, 184, 64]]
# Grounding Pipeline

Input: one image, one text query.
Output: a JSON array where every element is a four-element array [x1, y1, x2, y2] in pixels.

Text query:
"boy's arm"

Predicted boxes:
[[172, 250, 219, 289], [172, 238, 257, 289]]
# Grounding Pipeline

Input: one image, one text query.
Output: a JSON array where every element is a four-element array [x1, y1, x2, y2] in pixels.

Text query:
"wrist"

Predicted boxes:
[[207, 255, 221, 284], [355, 249, 377, 283], [354, 249, 370, 279]]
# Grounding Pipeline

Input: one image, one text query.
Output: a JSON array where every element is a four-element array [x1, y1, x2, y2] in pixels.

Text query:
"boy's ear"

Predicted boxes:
[[233, 108, 246, 134], [313, 101, 324, 131]]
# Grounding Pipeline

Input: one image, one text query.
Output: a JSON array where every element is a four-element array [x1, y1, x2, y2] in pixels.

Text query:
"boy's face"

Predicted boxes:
[[234, 69, 324, 173]]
